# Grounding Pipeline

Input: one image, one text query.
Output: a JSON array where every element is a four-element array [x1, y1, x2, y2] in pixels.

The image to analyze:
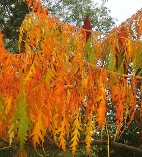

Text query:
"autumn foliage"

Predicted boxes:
[[0, 0, 142, 155]]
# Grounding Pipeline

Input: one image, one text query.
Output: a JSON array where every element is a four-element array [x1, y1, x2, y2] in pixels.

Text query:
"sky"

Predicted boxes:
[[94, 0, 142, 26], [106, 0, 142, 26]]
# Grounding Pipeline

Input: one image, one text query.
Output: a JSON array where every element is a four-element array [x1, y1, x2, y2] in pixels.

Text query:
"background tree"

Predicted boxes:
[[41, 0, 115, 31], [0, 0, 29, 53]]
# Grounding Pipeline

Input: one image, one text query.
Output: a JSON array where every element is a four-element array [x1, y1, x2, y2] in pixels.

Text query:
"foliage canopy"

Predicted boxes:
[[0, 0, 142, 156], [0, 0, 115, 53]]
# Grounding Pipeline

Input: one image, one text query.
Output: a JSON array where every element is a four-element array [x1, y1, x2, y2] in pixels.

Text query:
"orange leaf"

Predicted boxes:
[[97, 99, 106, 128]]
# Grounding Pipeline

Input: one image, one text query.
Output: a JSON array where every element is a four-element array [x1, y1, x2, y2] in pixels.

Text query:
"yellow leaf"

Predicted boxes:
[[30, 114, 46, 150], [24, 63, 35, 82], [85, 110, 94, 154], [5, 96, 12, 114], [8, 124, 15, 145]]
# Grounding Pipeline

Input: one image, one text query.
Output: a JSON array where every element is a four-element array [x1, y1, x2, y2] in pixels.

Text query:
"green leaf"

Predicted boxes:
[[116, 61, 124, 74], [88, 46, 95, 64], [137, 69, 142, 76], [107, 52, 116, 71], [12, 94, 32, 149], [83, 40, 90, 59], [18, 112, 32, 149], [83, 40, 96, 64], [12, 98, 25, 124]]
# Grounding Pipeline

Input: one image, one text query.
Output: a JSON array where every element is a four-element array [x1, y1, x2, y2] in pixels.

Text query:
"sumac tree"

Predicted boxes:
[[0, 0, 141, 156]]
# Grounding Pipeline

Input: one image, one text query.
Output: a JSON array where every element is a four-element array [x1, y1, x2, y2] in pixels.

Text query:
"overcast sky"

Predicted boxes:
[[105, 0, 142, 26], [93, 0, 142, 26]]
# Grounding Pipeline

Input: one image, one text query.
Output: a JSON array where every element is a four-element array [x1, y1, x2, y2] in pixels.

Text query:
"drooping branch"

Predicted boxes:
[[80, 140, 142, 154], [87, 62, 142, 80]]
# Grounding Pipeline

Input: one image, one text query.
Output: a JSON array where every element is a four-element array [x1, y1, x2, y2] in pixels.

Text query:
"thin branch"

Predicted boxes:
[[80, 140, 142, 154], [87, 62, 142, 80], [106, 126, 110, 157]]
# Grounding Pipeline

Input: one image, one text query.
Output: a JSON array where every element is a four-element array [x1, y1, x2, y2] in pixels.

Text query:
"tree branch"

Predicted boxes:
[[80, 140, 142, 154]]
